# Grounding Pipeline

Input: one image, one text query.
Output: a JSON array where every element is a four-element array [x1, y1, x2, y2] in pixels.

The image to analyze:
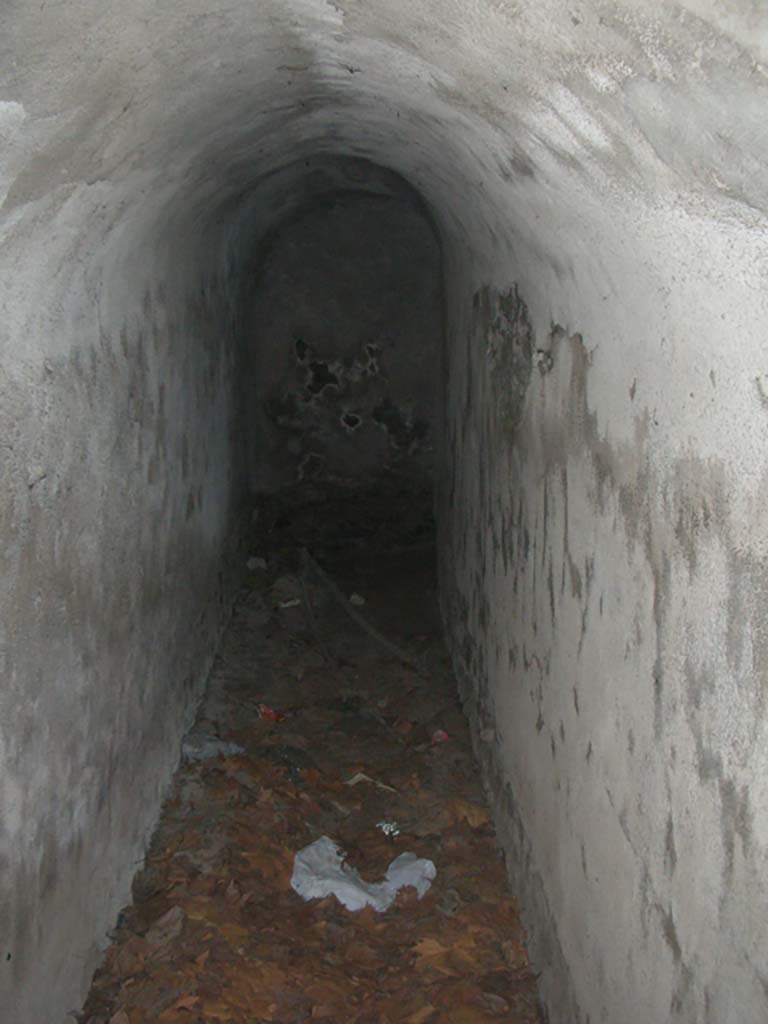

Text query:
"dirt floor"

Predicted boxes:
[[79, 482, 543, 1024]]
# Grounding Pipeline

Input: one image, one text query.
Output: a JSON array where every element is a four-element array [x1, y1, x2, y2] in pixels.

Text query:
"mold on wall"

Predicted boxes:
[[479, 285, 534, 440], [0, 214, 251, 1021], [440, 223, 768, 1023], [246, 190, 442, 491]]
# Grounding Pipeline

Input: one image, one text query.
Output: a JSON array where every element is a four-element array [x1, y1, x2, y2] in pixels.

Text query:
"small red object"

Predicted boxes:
[[257, 703, 285, 722], [431, 729, 449, 744]]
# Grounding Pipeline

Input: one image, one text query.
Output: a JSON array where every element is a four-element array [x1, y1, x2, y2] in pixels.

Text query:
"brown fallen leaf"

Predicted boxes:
[[145, 905, 185, 947], [447, 1008, 497, 1024], [304, 978, 350, 1010], [109, 1012, 131, 1024], [480, 991, 510, 1014], [403, 792, 489, 835], [110, 935, 148, 977], [157, 993, 201, 1021], [501, 937, 529, 969], [77, 517, 543, 1024], [412, 936, 458, 975], [219, 921, 250, 947], [127, 973, 189, 1015], [199, 999, 243, 1022], [414, 937, 451, 959], [448, 798, 489, 828], [169, 994, 201, 1011], [405, 1005, 436, 1023]]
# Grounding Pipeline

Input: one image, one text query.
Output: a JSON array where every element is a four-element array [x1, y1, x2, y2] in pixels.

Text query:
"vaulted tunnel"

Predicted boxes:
[[242, 162, 443, 494], [2, 3, 768, 1023]]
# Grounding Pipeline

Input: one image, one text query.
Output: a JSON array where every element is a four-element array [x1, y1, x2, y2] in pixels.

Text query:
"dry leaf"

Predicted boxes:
[[501, 938, 529, 969], [112, 935, 148, 976], [199, 999, 241, 1021], [480, 991, 510, 1014], [449, 798, 489, 828], [405, 1005, 436, 1023], [79, 516, 542, 1024], [414, 937, 451, 959], [157, 993, 201, 1021], [170, 994, 200, 1011], [145, 905, 185, 947], [219, 921, 250, 946], [447, 1008, 496, 1024]]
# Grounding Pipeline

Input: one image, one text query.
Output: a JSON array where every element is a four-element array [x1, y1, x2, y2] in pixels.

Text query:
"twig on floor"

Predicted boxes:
[[299, 567, 334, 664], [300, 547, 427, 677]]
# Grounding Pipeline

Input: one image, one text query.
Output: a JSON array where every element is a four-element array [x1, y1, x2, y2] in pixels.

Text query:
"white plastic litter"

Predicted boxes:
[[291, 836, 435, 912], [181, 733, 244, 762], [349, 593, 366, 606], [376, 820, 401, 837], [247, 556, 267, 571]]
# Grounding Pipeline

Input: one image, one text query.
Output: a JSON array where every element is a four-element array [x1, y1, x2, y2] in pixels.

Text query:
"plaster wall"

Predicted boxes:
[[0, 284, 245, 1024], [1, 1, 768, 1023], [440, 201, 768, 1023], [0, 186, 251, 1020]]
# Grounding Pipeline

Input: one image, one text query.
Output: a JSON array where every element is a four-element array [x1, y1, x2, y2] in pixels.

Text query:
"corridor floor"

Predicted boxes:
[[80, 483, 542, 1024]]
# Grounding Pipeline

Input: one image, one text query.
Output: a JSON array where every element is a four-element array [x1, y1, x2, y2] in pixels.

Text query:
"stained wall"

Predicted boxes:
[[246, 182, 442, 491]]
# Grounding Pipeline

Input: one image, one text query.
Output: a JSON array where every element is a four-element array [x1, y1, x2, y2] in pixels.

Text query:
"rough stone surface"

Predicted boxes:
[[1, 1, 768, 1023]]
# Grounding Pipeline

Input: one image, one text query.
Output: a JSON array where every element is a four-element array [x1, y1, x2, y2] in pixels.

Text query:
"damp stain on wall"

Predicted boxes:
[[246, 186, 443, 490]]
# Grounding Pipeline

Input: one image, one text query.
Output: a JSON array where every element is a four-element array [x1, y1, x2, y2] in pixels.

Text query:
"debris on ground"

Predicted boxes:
[[344, 770, 398, 793], [270, 573, 303, 609], [181, 732, 245, 762], [256, 703, 285, 723], [80, 481, 542, 1024], [301, 546, 425, 675], [291, 835, 435, 912], [376, 819, 402, 838]]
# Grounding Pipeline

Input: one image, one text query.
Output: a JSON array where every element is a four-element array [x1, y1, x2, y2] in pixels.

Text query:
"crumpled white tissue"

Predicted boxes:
[[291, 835, 436, 912]]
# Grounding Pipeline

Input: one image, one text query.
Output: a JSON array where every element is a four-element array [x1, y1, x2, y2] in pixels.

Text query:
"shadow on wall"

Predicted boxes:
[[244, 173, 444, 493]]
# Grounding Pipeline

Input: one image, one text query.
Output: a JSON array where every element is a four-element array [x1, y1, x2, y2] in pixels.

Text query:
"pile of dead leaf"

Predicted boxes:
[[79, 487, 541, 1024]]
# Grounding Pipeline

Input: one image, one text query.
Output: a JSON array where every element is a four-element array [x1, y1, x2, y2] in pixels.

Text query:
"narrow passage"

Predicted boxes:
[[81, 483, 542, 1024]]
